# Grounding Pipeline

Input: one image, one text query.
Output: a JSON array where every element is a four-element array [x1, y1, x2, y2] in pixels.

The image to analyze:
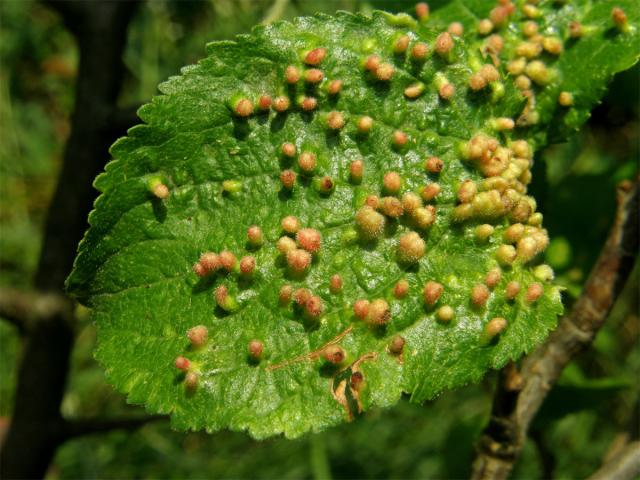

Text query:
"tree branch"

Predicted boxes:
[[0, 288, 72, 335], [587, 441, 640, 480], [471, 179, 639, 480], [0, 2, 140, 478]]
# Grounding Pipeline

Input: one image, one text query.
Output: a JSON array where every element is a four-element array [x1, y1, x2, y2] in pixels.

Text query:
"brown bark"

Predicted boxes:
[[0, 2, 139, 478]]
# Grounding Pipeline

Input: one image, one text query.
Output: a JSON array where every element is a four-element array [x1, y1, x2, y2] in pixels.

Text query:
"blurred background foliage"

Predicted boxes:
[[0, 0, 637, 478]]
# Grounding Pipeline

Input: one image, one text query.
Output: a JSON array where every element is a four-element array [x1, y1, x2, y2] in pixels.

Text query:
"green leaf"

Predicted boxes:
[[67, 2, 637, 439]]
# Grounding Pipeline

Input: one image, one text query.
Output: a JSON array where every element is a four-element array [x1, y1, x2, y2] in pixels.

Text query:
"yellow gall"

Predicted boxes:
[[423, 281, 444, 306], [469, 73, 487, 91], [273, 96, 290, 112], [534, 264, 555, 282], [542, 36, 563, 55], [357, 115, 374, 133], [365, 195, 380, 209], [185, 371, 198, 390], [485, 267, 502, 288], [402, 192, 422, 213], [505, 281, 521, 300], [558, 91, 574, 107], [452, 203, 473, 222], [515, 41, 542, 59], [410, 42, 429, 60], [525, 282, 544, 303], [294, 288, 311, 306], [187, 325, 208, 347], [364, 54, 381, 72], [569, 21, 583, 38], [448, 22, 464, 36], [356, 206, 385, 239], [389, 335, 405, 354], [522, 21, 538, 37], [494, 117, 515, 131], [437, 305, 455, 322], [394, 35, 410, 54], [298, 152, 316, 174], [304, 47, 327, 66], [280, 169, 296, 190], [281, 142, 296, 157], [485, 317, 507, 338], [234, 98, 253, 117], [522, 4, 540, 19], [507, 58, 527, 75], [239, 255, 255, 276], [349, 160, 364, 183], [286, 248, 312, 273], [475, 224, 495, 242], [214, 285, 237, 312], [404, 82, 425, 99], [285, 65, 300, 84], [296, 228, 321, 253], [439, 83, 455, 100], [219, 251, 237, 271], [425, 156, 444, 174], [367, 299, 391, 325], [305, 295, 324, 319], [258, 94, 272, 110], [326, 111, 345, 130], [329, 274, 343, 294], [496, 244, 517, 266], [457, 180, 477, 203], [486, 34, 504, 53], [174, 356, 190, 371], [152, 183, 170, 199], [199, 252, 220, 272], [489, 5, 509, 26], [327, 110, 345, 130], [327, 79, 343, 95], [383, 171, 402, 195], [248, 340, 264, 360], [471, 284, 490, 307], [375, 63, 395, 81], [421, 183, 441, 201], [305, 68, 324, 83], [392, 130, 408, 147], [413, 206, 436, 229], [525, 60, 549, 85], [394, 279, 409, 299], [353, 299, 370, 320], [513, 75, 531, 90], [322, 345, 345, 364], [300, 96, 318, 111], [516, 236, 538, 262], [435, 32, 454, 56], [611, 7, 628, 30], [380, 196, 404, 218], [511, 140, 532, 159], [415, 2, 429, 20], [279, 284, 293, 305], [277, 236, 297, 255], [478, 18, 494, 35], [193, 262, 207, 277], [504, 223, 525, 243], [397, 231, 425, 264], [480, 64, 500, 82], [281, 215, 300, 234]]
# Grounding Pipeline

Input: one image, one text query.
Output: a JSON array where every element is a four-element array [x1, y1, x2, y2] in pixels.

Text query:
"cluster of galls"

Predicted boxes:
[[472, 0, 631, 126], [276, 216, 322, 275], [355, 169, 441, 265]]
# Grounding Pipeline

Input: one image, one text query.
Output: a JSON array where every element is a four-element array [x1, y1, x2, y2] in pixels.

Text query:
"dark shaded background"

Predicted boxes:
[[0, 1, 638, 478]]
